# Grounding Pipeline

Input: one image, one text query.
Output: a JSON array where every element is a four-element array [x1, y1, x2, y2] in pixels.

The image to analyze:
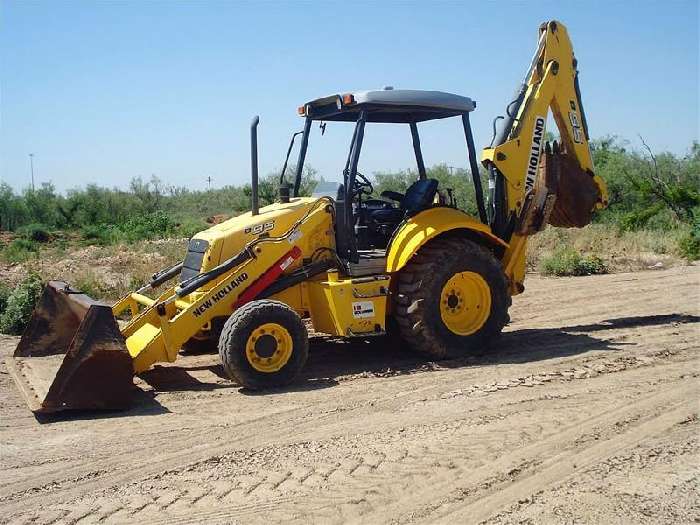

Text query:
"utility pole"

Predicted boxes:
[[206, 175, 213, 190], [29, 153, 35, 191]]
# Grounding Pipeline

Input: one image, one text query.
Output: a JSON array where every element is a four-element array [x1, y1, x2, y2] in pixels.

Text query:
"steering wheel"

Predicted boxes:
[[353, 172, 374, 196]]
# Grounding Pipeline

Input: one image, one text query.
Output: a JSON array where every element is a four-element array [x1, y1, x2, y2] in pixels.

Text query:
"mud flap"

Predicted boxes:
[[6, 281, 134, 414]]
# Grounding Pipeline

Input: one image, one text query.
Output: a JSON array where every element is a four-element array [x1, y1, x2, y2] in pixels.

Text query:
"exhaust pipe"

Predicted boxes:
[[251, 115, 260, 216]]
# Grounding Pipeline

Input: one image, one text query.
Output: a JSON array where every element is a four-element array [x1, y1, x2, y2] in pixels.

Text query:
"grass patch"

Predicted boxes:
[[528, 224, 689, 273], [1, 238, 40, 263], [0, 282, 11, 315], [73, 271, 116, 300], [79, 211, 182, 246], [678, 234, 699, 261], [539, 247, 608, 277], [677, 220, 700, 261], [175, 218, 208, 239], [80, 224, 120, 246], [120, 211, 175, 242]]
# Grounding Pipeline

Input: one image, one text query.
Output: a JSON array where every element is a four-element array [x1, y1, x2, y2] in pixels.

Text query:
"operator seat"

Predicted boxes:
[[400, 178, 439, 214], [366, 178, 439, 244], [377, 178, 439, 217]]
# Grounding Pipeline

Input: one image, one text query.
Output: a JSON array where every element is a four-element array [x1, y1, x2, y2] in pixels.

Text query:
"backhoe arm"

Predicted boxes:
[[481, 20, 608, 294]]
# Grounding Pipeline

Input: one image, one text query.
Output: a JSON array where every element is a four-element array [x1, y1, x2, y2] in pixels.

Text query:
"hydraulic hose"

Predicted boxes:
[[175, 248, 254, 298], [149, 263, 183, 288]]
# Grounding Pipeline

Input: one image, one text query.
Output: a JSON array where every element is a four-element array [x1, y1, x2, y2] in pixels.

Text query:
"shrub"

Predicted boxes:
[[81, 224, 119, 246], [540, 247, 608, 277], [677, 220, 700, 261], [0, 274, 43, 335], [1, 238, 39, 263], [17, 223, 51, 242], [0, 282, 11, 316], [120, 211, 174, 242], [175, 218, 207, 239]]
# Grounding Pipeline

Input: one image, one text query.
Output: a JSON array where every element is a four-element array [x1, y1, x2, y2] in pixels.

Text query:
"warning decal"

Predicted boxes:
[[352, 301, 375, 319]]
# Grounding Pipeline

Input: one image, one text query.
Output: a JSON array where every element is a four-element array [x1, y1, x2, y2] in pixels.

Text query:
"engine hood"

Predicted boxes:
[[192, 197, 321, 274]]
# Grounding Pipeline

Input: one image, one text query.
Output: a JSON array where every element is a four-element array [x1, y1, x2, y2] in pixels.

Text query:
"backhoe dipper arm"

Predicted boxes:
[[482, 20, 608, 294]]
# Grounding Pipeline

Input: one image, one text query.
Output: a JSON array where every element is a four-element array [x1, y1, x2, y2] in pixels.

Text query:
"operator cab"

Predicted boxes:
[[282, 87, 487, 266]]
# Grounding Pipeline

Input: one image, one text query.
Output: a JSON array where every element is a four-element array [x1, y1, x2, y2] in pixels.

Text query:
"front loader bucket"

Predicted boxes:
[[6, 281, 134, 414]]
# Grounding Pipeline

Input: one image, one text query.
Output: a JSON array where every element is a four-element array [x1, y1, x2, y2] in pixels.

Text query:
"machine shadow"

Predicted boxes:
[[130, 312, 698, 402], [295, 312, 700, 385], [35, 388, 170, 424], [138, 364, 231, 392]]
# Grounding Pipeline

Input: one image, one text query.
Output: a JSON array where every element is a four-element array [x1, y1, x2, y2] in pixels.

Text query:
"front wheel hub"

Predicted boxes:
[[245, 322, 293, 373]]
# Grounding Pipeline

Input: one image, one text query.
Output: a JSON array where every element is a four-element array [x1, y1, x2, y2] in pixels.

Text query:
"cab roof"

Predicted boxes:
[[300, 88, 476, 123]]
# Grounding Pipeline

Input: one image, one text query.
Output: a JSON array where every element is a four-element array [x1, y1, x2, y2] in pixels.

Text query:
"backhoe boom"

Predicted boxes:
[[482, 20, 608, 294]]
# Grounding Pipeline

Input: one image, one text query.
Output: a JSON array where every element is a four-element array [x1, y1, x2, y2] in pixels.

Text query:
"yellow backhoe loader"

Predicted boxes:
[[8, 20, 607, 413]]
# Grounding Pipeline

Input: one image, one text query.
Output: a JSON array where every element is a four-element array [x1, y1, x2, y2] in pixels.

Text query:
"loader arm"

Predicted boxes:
[[482, 20, 608, 294], [115, 197, 334, 373], [9, 197, 334, 413]]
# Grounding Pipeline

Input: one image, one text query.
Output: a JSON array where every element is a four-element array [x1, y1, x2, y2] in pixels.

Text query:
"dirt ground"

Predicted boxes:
[[0, 265, 698, 524]]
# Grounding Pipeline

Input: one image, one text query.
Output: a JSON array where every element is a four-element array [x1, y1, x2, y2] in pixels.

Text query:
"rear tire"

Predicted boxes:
[[394, 237, 510, 359], [218, 300, 308, 389]]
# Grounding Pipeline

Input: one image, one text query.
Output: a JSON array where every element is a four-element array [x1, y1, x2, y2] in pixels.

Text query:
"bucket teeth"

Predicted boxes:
[[8, 281, 134, 414]]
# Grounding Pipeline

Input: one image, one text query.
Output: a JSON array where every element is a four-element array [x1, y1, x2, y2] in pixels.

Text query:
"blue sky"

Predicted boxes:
[[1, 1, 698, 192]]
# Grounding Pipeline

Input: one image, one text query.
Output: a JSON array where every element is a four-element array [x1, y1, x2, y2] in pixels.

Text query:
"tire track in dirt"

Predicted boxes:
[[116, 375, 696, 525], [1, 266, 697, 524], [5, 318, 696, 510], [2, 326, 692, 515], [10, 357, 695, 525], [351, 379, 697, 524], [433, 403, 696, 524]]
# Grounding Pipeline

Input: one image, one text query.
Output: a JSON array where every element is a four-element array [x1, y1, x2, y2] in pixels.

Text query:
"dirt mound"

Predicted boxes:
[[206, 214, 230, 225], [0, 231, 16, 245]]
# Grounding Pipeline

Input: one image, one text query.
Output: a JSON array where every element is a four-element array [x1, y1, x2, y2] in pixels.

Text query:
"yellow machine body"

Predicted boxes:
[[193, 198, 331, 280], [9, 20, 608, 414], [305, 273, 390, 336], [115, 196, 391, 373]]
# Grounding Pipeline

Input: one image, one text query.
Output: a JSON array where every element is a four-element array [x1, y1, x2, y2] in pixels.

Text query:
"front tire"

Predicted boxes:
[[394, 237, 510, 359], [218, 300, 309, 389]]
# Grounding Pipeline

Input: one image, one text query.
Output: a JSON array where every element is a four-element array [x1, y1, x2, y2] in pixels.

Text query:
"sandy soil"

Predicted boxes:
[[1, 266, 698, 524]]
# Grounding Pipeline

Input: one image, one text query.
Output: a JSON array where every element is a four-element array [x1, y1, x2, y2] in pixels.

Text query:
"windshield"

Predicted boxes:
[[311, 180, 343, 198]]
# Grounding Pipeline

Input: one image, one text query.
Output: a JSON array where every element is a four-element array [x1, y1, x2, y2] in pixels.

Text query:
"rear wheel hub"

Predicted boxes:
[[440, 271, 491, 336]]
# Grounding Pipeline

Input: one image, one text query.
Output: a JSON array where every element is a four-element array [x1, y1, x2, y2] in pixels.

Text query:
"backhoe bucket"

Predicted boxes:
[[6, 281, 134, 414], [543, 144, 601, 228], [517, 143, 603, 235]]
